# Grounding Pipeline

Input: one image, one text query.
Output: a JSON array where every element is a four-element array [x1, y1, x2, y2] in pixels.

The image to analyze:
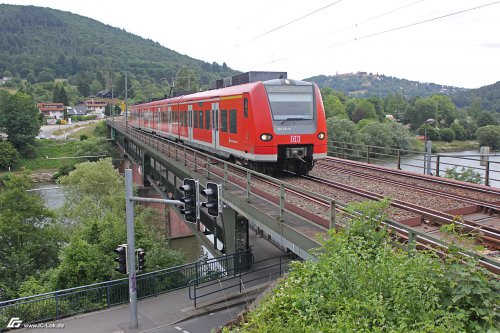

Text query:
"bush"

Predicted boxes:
[[440, 128, 455, 142], [0, 141, 20, 169], [476, 125, 500, 150], [79, 134, 89, 141], [227, 200, 500, 333], [451, 123, 467, 141], [444, 167, 483, 184]]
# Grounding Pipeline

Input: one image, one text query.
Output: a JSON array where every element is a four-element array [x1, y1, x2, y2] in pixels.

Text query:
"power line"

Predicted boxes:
[[354, 0, 500, 42], [238, 0, 344, 47], [281, 0, 425, 57], [253, 0, 500, 68]]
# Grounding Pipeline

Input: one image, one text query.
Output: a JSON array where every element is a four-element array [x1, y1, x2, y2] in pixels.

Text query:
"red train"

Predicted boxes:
[[129, 78, 327, 174]]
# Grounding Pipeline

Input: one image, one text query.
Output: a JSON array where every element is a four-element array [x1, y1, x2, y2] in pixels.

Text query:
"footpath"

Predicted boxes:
[[18, 230, 287, 333]]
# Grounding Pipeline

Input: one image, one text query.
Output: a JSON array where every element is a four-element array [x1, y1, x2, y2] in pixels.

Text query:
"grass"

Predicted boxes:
[[4, 121, 106, 172], [15, 140, 82, 171]]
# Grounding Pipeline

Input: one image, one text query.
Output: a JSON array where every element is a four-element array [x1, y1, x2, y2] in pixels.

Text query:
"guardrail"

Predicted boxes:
[[328, 140, 500, 186], [0, 251, 251, 328], [108, 120, 500, 275], [189, 253, 294, 307]]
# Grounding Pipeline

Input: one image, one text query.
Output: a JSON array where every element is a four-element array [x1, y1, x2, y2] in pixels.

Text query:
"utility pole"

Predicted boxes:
[[124, 169, 184, 328], [125, 71, 128, 131]]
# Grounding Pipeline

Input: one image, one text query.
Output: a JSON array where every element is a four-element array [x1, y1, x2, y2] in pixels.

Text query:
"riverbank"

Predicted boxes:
[[434, 140, 479, 153]]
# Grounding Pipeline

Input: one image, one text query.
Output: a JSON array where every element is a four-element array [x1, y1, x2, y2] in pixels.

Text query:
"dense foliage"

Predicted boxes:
[[309, 73, 466, 99], [226, 201, 499, 332], [0, 159, 184, 300], [0, 172, 63, 300], [0, 91, 40, 156], [0, 141, 19, 169], [0, 4, 237, 100]]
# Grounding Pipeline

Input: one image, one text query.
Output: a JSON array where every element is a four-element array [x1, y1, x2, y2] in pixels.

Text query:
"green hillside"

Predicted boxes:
[[307, 72, 467, 99], [0, 4, 236, 92], [451, 81, 500, 113]]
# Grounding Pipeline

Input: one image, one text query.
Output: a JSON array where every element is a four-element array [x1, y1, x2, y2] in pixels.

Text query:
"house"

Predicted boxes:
[[84, 99, 107, 116], [96, 90, 113, 99], [0, 77, 12, 85], [67, 105, 87, 117], [38, 102, 65, 120]]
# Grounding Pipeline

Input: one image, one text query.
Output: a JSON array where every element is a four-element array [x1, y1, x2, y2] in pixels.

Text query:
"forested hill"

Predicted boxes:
[[0, 4, 236, 88], [307, 72, 467, 99], [451, 81, 500, 113]]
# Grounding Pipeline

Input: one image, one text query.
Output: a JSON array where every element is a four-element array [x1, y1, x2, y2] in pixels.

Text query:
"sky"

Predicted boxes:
[[2, 0, 500, 88]]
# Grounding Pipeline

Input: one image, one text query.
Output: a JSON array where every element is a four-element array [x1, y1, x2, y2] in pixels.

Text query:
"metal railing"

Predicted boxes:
[[0, 251, 251, 328], [189, 253, 294, 307], [328, 140, 500, 186]]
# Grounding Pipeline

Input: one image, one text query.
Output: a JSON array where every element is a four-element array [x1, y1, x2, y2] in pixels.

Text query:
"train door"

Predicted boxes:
[[187, 105, 193, 141], [211, 102, 219, 149], [167, 106, 172, 135], [243, 97, 249, 148], [157, 106, 161, 131]]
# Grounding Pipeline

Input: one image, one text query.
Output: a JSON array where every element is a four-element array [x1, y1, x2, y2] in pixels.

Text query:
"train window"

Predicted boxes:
[[193, 109, 199, 128], [265, 85, 314, 121], [229, 109, 237, 133], [199, 111, 203, 129], [244, 98, 248, 118], [221, 110, 228, 132], [205, 110, 210, 129]]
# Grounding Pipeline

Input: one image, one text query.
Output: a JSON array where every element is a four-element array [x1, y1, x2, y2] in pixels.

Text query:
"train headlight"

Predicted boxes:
[[260, 133, 273, 142], [317, 132, 325, 140]]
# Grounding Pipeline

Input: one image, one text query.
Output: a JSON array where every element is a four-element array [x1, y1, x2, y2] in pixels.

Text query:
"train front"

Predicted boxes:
[[263, 79, 327, 174]]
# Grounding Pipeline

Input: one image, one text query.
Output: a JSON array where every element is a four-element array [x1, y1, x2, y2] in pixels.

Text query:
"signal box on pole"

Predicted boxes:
[[179, 178, 199, 223], [201, 182, 221, 217], [114, 244, 128, 274]]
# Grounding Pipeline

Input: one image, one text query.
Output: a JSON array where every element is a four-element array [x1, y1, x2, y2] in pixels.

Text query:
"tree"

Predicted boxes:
[[52, 84, 69, 106], [403, 97, 438, 130], [384, 93, 407, 121], [430, 94, 457, 127], [323, 94, 347, 119], [0, 141, 20, 169], [475, 125, 500, 149], [175, 66, 198, 93], [352, 100, 377, 123], [0, 173, 63, 300], [440, 128, 455, 143], [0, 92, 40, 155], [450, 123, 467, 141], [476, 111, 496, 128]]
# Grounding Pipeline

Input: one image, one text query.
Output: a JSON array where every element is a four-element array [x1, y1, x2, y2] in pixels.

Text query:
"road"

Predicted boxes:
[[149, 304, 246, 333], [37, 120, 99, 140]]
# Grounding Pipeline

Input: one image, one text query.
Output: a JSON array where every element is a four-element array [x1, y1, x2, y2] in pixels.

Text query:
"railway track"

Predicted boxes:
[[316, 159, 500, 213], [115, 123, 500, 273], [301, 174, 500, 248]]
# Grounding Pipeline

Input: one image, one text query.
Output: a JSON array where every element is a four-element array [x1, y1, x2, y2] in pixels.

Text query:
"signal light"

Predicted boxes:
[[179, 178, 199, 223], [201, 182, 221, 217], [114, 244, 128, 274], [317, 132, 325, 140], [137, 248, 146, 271]]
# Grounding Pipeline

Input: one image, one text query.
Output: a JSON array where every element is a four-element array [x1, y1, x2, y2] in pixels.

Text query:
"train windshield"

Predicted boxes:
[[265, 85, 314, 121]]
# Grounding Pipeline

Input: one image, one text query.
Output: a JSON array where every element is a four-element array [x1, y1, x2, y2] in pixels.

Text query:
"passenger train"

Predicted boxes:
[[129, 78, 327, 174]]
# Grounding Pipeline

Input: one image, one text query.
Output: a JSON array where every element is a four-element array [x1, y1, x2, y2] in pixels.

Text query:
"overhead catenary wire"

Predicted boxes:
[[238, 0, 344, 47], [252, 0, 500, 69]]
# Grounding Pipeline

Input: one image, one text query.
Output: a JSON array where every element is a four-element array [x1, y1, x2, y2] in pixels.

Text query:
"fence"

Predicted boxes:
[[328, 140, 500, 186], [0, 251, 252, 328], [189, 253, 294, 307]]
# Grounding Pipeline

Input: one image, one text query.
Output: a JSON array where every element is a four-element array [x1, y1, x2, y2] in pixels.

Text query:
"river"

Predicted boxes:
[[32, 181, 204, 260], [374, 150, 500, 187]]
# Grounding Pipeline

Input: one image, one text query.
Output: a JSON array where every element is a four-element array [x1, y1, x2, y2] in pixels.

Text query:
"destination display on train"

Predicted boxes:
[[265, 85, 312, 93]]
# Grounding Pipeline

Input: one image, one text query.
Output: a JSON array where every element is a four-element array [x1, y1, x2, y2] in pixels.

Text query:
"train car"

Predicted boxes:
[[129, 78, 327, 174]]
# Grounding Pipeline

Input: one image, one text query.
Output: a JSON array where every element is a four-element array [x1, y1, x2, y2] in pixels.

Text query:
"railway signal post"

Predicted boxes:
[[124, 169, 184, 329]]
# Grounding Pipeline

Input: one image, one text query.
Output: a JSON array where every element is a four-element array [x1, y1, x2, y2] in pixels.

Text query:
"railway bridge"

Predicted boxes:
[[107, 118, 500, 274]]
